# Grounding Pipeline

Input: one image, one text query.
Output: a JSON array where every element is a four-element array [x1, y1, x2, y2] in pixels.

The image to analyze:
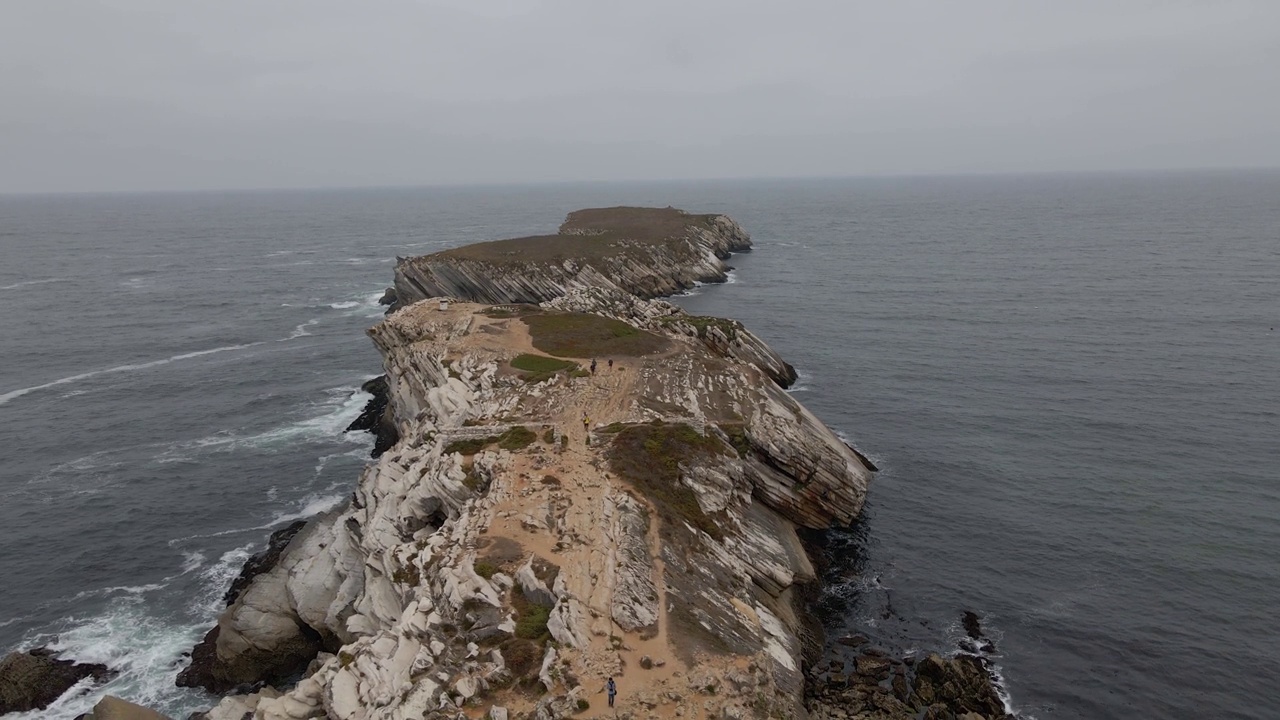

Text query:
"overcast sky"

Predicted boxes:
[[2, 1, 1278, 193]]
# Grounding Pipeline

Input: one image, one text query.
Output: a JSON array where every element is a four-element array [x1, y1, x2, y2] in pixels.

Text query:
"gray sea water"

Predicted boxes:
[[0, 172, 1276, 719]]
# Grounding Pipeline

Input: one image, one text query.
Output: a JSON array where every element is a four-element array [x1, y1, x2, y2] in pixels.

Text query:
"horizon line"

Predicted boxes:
[[2, 165, 1277, 198]]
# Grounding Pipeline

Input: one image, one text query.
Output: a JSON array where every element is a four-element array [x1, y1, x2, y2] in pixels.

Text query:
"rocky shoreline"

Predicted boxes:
[[0, 207, 1014, 720]]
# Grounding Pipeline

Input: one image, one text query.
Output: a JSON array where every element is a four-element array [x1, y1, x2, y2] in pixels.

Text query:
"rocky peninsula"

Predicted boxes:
[[1, 207, 1011, 720]]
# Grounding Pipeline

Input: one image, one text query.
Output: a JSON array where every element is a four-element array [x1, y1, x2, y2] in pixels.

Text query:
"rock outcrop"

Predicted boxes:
[[806, 651, 1012, 720], [391, 207, 752, 308], [346, 375, 400, 457], [180, 208, 1006, 719], [0, 648, 115, 715], [183, 288, 873, 719]]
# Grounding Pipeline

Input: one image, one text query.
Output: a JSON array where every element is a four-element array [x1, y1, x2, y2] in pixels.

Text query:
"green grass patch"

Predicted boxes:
[[522, 312, 668, 358], [606, 422, 729, 540], [444, 436, 497, 455], [474, 561, 498, 579], [445, 426, 536, 455], [497, 426, 537, 451], [717, 423, 753, 457], [510, 353, 577, 373], [510, 588, 553, 641]]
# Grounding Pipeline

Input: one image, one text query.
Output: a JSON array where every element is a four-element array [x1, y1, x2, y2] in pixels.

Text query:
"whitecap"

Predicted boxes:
[[725, 270, 739, 284], [281, 319, 319, 341], [192, 544, 256, 616], [315, 447, 371, 477], [0, 277, 65, 290], [4, 596, 211, 719], [329, 301, 360, 309], [155, 384, 374, 462], [0, 343, 264, 406], [179, 551, 205, 575], [269, 490, 347, 526]]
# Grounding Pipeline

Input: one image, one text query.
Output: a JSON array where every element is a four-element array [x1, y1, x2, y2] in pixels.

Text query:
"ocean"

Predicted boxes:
[[0, 172, 1276, 719]]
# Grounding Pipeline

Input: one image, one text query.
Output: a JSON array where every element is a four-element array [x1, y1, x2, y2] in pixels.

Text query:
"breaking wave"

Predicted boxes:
[[0, 343, 264, 406]]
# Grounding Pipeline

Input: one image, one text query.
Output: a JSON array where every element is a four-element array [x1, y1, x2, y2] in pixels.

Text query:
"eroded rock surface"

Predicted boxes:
[[184, 291, 873, 720]]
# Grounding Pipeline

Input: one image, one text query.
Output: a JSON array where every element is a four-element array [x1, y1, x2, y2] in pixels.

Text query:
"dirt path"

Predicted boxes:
[[447, 306, 710, 719]]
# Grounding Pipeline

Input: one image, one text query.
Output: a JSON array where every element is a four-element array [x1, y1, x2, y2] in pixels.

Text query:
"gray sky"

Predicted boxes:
[[2, 0, 1278, 193]]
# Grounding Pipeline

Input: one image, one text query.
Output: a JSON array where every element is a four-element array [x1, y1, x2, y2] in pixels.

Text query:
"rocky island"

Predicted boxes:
[[1, 208, 1011, 720]]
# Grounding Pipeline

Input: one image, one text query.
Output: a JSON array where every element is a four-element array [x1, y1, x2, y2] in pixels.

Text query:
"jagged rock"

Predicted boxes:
[[223, 520, 308, 606], [346, 375, 400, 457], [0, 648, 115, 714]]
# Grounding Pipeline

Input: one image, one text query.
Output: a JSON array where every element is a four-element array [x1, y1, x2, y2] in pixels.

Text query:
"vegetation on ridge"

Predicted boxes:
[[435, 206, 723, 265], [606, 422, 729, 541], [443, 426, 537, 456], [522, 312, 668, 358]]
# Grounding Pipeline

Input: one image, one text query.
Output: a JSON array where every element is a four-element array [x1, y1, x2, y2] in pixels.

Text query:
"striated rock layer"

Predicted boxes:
[[392, 207, 753, 309]]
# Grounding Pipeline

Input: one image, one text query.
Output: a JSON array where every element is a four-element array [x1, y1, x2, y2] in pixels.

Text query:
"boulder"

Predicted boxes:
[[0, 648, 114, 714], [82, 695, 170, 720]]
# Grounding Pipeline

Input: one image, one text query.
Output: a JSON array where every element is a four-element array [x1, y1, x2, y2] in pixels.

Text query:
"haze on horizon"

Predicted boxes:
[[2, 1, 1278, 194]]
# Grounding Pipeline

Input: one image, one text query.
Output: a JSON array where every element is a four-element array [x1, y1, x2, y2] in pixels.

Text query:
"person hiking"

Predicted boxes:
[[590, 358, 597, 374], [582, 414, 590, 432], [605, 676, 617, 707], [607, 358, 613, 370]]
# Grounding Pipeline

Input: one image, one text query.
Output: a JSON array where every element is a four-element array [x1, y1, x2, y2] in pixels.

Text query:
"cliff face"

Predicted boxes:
[[392, 208, 752, 308], [189, 290, 872, 720]]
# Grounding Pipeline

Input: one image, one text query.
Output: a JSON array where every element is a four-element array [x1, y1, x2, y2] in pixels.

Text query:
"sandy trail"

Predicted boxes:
[[450, 307, 706, 718]]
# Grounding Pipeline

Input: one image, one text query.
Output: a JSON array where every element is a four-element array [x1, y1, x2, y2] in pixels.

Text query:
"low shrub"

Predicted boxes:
[[606, 422, 729, 540], [445, 436, 497, 455], [498, 426, 537, 451]]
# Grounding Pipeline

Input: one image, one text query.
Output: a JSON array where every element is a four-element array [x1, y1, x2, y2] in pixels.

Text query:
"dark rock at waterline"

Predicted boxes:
[[836, 634, 869, 648], [960, 609, 997, 654], [377, 287, 397, 306], [176, 619, 325, 695], [175, 626, 220, 692], [345, 375, 399, 458], [807, 648, 1012, 719], [178, 520, 314, 692], [963, 610, 982, 640], [222, 520, 307, 606], [0, 648, 116, 715]]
